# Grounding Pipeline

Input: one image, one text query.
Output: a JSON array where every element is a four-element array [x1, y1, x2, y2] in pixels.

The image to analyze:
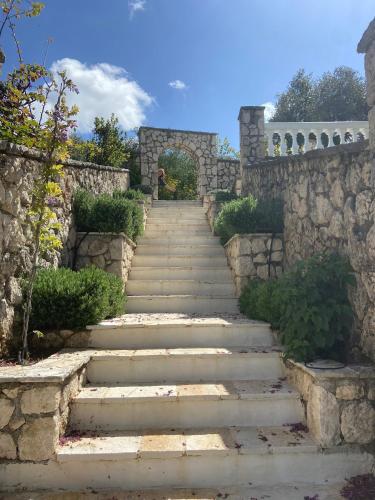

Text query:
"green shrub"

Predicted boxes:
[[30, 267, 125, 330], [239, 253, 355, 362], [74, 192, 144, 242], [131, 184, 153, 195], [214, 191, 239, 202], [239, 279, 282, 329], [73, 190, 95, 233], [214, 195, 284, 243], [113, 188, 146, 201]]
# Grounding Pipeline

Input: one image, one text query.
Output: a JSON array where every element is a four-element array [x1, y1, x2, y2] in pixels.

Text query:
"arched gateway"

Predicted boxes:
[[139, 127, 220, 199]]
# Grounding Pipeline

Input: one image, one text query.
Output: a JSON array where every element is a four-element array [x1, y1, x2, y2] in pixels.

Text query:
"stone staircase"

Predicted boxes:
[[18, 200, 373, 497]]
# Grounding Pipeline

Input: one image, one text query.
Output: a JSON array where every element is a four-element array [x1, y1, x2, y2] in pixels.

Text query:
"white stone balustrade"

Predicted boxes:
[[265, 121, 369, 156]]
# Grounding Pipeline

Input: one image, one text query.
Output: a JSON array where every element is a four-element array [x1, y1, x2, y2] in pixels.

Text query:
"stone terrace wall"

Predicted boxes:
[[225, 234, 284, 296], [242, 142, 375, 361], [217, 158, 240, 191], [0, 142, 130, 356]]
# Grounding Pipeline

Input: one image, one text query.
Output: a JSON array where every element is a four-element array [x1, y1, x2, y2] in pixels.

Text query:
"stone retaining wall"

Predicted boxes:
[[242, 142, 375, 361], [202, 195, 223, 232], [285, 360, 375, 448], [217, 159, 240, 191], [224, 234, 284, 296], [0, 142, 130, 356], [0, 351, 91, 461], [75, 232, 136, 283]]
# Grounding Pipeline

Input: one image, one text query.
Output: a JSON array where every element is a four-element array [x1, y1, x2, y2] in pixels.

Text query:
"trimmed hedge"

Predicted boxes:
[[214, 191, 239, 202], [30, 267, 125, 330], [130, 184, 153, 195], [239, 253, 355, 362], [113, 188, 146, 201], [214, 195, 283, 244], [74, 190, 144, 242]]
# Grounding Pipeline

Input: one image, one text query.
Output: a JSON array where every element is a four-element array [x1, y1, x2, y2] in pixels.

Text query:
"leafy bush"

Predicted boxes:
[[131, 184, 153, 195], [73, 190, 95, 232], [30, 267, 125, 330], [239, 253, 355, 362], [74, 191, 144, 242], [214, 196, 284, 243], [113, 188, 145, 201], [214, 191, 239, 202]]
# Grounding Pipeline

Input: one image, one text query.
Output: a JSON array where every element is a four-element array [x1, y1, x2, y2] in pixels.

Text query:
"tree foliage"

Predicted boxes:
[[0, 0, 79, 361], [217, 137, 240, 159], [271, 66, 368, 122], [68, 114, 141, 184], [158, 148, 198, 200]]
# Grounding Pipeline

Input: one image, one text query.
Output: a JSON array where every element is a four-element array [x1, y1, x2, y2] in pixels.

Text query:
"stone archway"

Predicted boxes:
[[139, 127, 219, 199]]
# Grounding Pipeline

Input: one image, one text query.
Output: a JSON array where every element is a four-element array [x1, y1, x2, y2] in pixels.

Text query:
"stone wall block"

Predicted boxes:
[[109, 237, 124, 261], [369, 106, 375, 149], [20, 385, 60, 414], [0, 398, 15, 428], [336, 383, 364, 400], [341, 401, 375, 444], [0, 432, 17, 459], [251, 238, 266, 254], [330, 180, 345, 209], [307, 385, 341, 447], [18, 416, 59, 461], [256, 265, 270, 281]]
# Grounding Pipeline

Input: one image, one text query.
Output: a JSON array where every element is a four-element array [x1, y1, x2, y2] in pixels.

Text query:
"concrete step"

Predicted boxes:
[[147, 216, 212, 228], [41, 428, 372, 491], [153, 201, 203, 206], [138, 236, 220, 245], [126, 280, 234, 296], [88, 318, 274, 349], [129, 267, 232, 281], [132, 255, 228, 267], [135, 245, 224, 257], [58, 425, 317, 461], [70, 380, 303, 431], [1, 443, 373, 492], [2, 483, 351, 500], [86, 347, 284, 384], [147, 214, 208, 221], [126, 295, 238, 314], [144, 230, 212, 238], [146, 223, 210, 231]]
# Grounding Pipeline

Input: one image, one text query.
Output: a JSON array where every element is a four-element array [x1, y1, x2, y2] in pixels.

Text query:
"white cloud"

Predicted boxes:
[[169, 80, 188, 91], [129, 0, 146, 19], [50, 58, 153, 133], [262, 102, 276, 122]]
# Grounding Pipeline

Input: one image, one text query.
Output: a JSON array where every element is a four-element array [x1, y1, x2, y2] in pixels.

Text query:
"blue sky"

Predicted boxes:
[[2, 0, 374, 148]]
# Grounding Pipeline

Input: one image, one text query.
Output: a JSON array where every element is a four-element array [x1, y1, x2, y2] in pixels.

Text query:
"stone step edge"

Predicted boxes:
[[74, 380, 299, 403], [57, 425, 318, 462], [87, 319, 271, 331], [5, 484, 347, 500], [126, 295, 238, 300], [89, 346, 283, 360]]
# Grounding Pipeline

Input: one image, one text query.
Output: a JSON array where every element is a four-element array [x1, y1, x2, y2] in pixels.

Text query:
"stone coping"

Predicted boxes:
[[0, 141, 129, 174], [224, 233, 283, 248], [75, 231, 137, 249], [244, 140, 369, 170], [286, 359, 375, 381], [0, 350, 93, 383], [217, 158, 240, 164], [139, 126, 217, 136]]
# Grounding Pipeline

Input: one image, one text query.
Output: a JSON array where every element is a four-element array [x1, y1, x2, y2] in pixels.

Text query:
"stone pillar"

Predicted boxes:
[[358, 18, 375, 157], [238, 106, 265, 176]]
